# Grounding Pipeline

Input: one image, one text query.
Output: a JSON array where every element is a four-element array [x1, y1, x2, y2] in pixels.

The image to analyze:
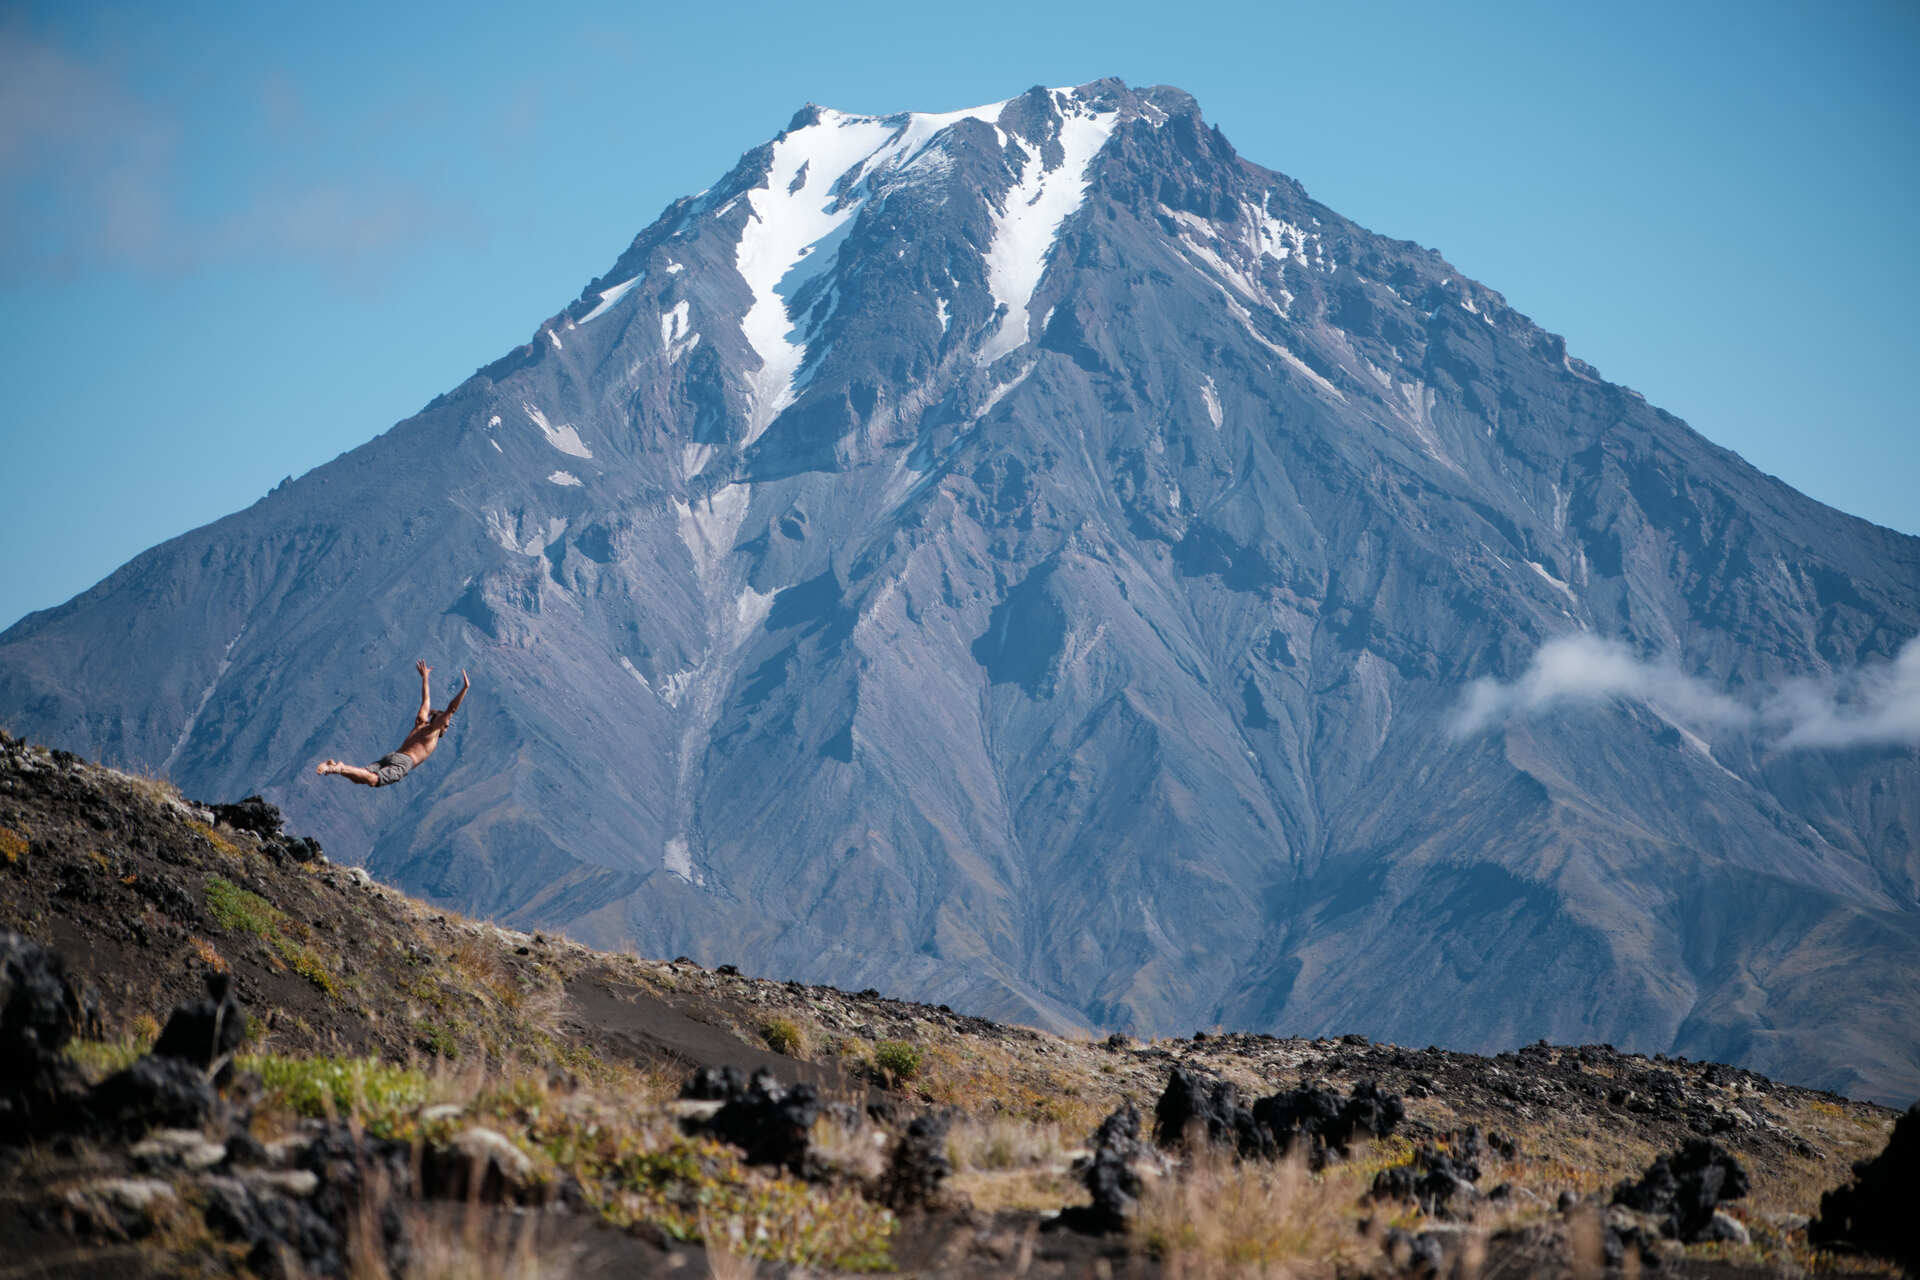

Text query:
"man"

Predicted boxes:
[[316, 661, 469, 787]]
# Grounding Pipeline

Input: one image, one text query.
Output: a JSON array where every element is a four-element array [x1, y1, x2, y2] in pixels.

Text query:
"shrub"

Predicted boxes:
[[874, 1040, 922, 1084], [762, 1017, 805, 1056]]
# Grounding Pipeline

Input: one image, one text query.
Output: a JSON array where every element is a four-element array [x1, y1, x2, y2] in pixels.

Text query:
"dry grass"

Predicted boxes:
[[367, 1207, 557, 1280], [1132, 1146, 1378, 1278], [948, 1113, 1073, 1173], [810, 1111, 889, 1182]]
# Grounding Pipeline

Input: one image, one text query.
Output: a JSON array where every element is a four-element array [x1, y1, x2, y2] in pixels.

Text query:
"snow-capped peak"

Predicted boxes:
[[732, 86, 1119, 443]]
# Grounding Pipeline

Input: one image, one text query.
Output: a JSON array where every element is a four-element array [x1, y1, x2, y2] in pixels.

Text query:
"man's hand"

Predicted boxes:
[[416, 660, 433, 677], [460, 670, 470, 690]]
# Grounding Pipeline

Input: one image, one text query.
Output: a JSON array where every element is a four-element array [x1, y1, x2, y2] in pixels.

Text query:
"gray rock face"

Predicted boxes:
[[2, 79, 1915, 1101]]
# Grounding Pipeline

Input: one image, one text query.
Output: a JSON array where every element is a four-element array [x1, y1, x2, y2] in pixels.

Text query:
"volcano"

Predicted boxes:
[[3, 79, 1915, 1102]]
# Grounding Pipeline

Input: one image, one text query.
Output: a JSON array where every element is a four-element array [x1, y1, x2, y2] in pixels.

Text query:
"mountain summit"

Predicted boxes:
[[3, 80, 1915, 1101]]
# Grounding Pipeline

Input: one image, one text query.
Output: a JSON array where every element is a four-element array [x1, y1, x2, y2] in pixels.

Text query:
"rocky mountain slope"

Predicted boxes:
[[2, 733, 1912, 1277], [1, 79, 1915, 1102]]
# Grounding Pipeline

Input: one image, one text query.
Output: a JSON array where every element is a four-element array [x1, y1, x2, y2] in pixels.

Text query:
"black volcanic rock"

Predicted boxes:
[[879, 1111, 956, 1212], [1058, 1102, 1148, 1234], [0, 931, 96, 1141], [1153, 1067, 1268, 1156], [691, 1068, 824, 1175], [1808, 1102, 1920, 1269], [2, 79, 1916, 1103], [1611, 1138, 1750, 1242], [88, 1055, 217, 1139], [151, 971, 248, 1073]]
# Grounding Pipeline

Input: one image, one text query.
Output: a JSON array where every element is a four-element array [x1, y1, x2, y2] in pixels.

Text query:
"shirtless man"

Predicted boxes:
[[316, 661, 469, 787]]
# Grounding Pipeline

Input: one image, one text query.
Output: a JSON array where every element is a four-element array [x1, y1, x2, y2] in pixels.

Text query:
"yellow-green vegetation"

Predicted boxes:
[[415, 1020, 461, 1059], [560, 1123, 894, 1270], [761, 1016, 805, 1056], [203, 876, 341, 997], [873, 1038, 922, 1084], [204, 876, 276, 935], [188, 820, 246, 859], [244, 1053, 429, 1136], [447, 1068, 894, 1270], [64, 1036, 150, 1078], [0, 824, 27, 864]]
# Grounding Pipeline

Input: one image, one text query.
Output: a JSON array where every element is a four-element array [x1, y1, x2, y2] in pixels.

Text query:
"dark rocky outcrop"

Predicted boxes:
[[1808, 1102, 1920, 1269], [1371, 1145, 1480, 1218], [1152, 1066, 1268, 1156], [1153, 1068, 1402, 1167], [200, 1176, 344, 1279], [151, 971, 247, 1074], [0, 929, 96, 1141], [1056, 1102, 1148, 1234], [684, 1067, 823, 1175], [1611, 1139, 1750, 1243], [88, 1054, 218, 1139], [878, 1111, 956, 1212]]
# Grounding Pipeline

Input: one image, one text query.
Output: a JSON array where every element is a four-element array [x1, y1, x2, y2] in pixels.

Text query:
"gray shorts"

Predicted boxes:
[[370, 751, 415, 786]]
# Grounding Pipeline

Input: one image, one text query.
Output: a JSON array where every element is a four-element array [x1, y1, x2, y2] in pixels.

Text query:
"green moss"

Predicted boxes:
[[874, 1039, 922, 1084], [204, 876, 276, 935], [204, 876, 340, 996]]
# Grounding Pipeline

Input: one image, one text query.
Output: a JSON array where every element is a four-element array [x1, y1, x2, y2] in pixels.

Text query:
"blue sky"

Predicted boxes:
[[1, 0, 1915, 630]]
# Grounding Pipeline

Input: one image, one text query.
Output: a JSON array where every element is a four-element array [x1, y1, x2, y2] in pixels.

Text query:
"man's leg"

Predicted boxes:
[[316, 760, 383, 786]]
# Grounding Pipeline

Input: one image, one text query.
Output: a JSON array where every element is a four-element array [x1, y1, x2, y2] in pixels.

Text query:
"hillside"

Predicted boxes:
[[1, 732, 1910, 1277]]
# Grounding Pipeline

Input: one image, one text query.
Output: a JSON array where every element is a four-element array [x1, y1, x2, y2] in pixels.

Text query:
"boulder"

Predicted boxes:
[[0, 931, 97, 1141], [878, 1111, 956, 1212], [1151, 1066, 1271, 1157], [1808, 1101, 1919, 1270], [151, 971, 247, 1072], [88, 1054, 217, 1138], [200, 1175, 343, 1279], [687, 1067, 824, 1176], [422, 1126, 536, 1203], [1152, 1068, 1403, 1166], [207, 796, 284, 839], [1611, 1138, 1749, 1242], [1056, 1102, 1150, 1234]]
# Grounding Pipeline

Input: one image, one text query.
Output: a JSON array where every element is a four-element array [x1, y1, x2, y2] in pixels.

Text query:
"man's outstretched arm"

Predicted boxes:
[[444, 670, 471, 718], [415, 660, 433, 727]]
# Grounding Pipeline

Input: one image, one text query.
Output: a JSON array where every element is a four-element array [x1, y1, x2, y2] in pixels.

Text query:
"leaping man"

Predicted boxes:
[[316, 661, 469, 788]]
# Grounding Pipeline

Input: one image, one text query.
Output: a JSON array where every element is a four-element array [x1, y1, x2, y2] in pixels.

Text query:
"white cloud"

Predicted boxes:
[[1453, 632, 1920, 751]]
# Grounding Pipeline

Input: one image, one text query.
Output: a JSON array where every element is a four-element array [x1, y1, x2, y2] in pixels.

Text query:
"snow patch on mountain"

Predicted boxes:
[[578, 274, 643, 325], [978, 95, 1118, 365], [547, 471, 582, 487], [523, 403, 592, 458], [661, 300, 701, 363], [735, 112, 897, 445]]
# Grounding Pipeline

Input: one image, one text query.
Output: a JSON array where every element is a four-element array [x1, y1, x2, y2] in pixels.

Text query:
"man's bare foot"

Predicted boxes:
[[316, 760, 338, 776]]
